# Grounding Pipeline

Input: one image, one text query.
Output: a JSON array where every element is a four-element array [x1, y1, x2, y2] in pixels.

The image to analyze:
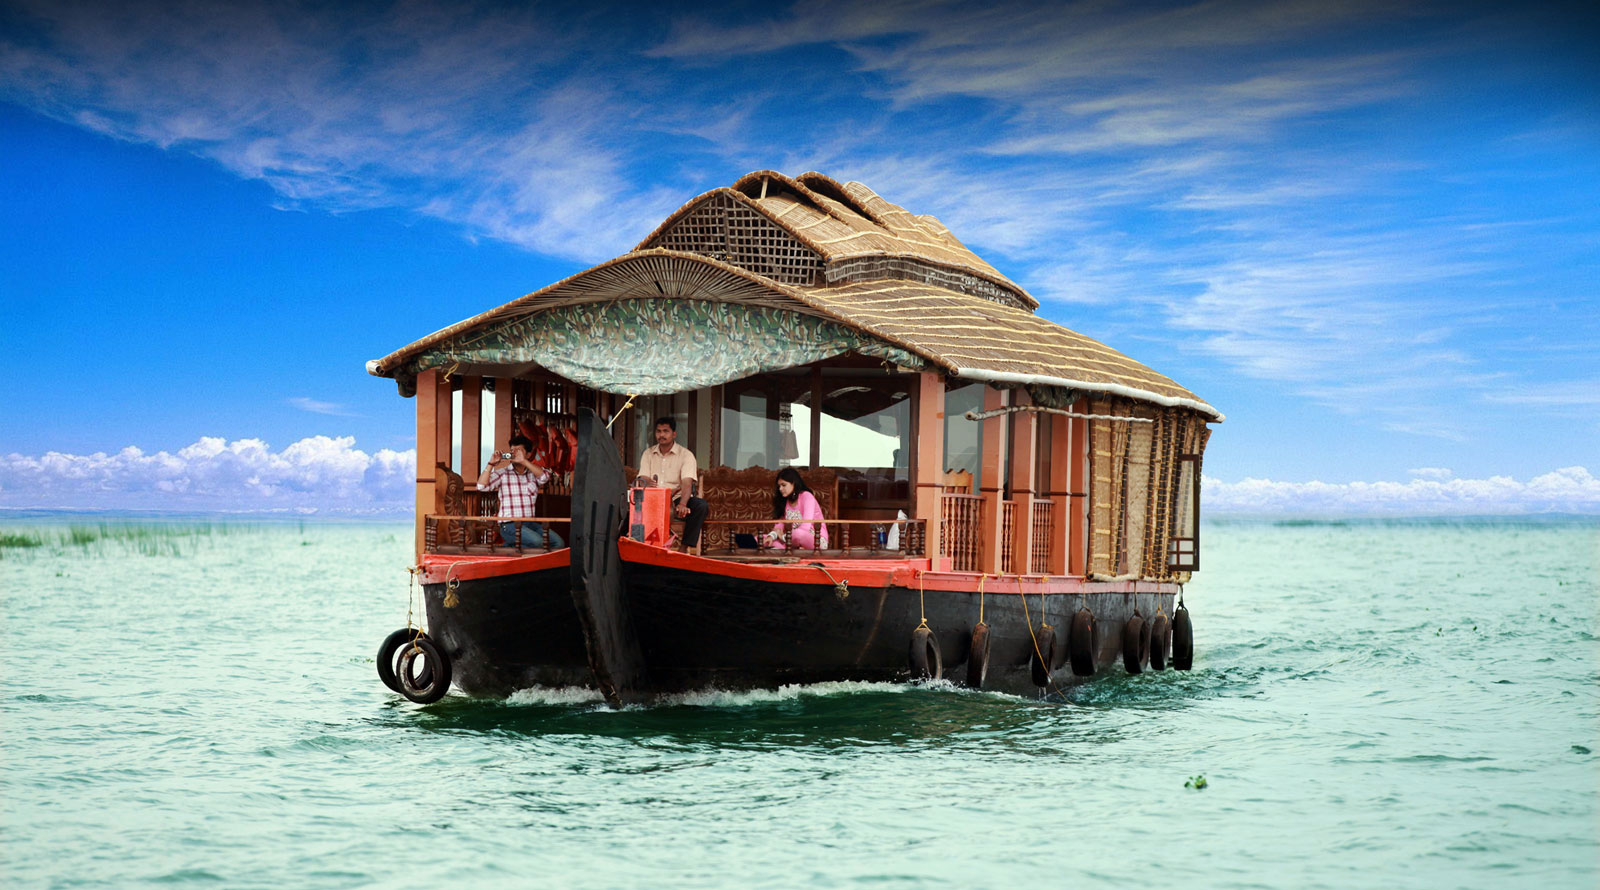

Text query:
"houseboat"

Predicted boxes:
[[367, 170, 1219, 706]]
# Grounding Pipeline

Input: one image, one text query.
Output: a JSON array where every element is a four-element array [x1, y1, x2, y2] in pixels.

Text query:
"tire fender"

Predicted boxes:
[[397, 637, 453, 704], [377, 627, 430, 693], [1149, 612, 1172, 671], [966, 623, 991, 689], [1030, 624, 1056, 688], [1123, 612, 1145, 674], [910, 626, 942, 680], [1068, 608, 1096, 677], [1172, 605, 1194, 671]]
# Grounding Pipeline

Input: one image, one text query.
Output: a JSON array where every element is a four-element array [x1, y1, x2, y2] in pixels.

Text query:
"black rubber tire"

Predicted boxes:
[[1123, 613, 1145, 674], [397, 637, 452, 704], [1149, 613, 1171, 671], [910, 626, 942, 680], [377, 627, 429, 693], [1030, 624, 1056, 688], [1172, 606, 1194, 670], [1139, 614, 1153, 668], [1068, 608, 1096, 677], [965, 623, 991, 689]]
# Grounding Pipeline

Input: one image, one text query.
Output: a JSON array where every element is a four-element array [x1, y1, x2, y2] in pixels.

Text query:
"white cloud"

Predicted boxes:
[[3, 439, 1594, 517], [288, 396, 361, 417], [0, 436, 414, 514], [1205, 466, 1600, 515]]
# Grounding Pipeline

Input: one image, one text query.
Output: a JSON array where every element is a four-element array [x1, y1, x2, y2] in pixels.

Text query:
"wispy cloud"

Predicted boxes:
[[0, 437, 413, 513], [0, 0, 682, 260], [2, 0, 1593, 455], [288, 397, 361, 417]]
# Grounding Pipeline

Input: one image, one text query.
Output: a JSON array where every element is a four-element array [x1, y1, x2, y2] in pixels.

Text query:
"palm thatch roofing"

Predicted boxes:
[[369, 172, 1220, 420]]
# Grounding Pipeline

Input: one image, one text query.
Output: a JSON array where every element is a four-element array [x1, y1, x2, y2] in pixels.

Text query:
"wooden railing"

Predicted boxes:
[[941, 493, 983, 572], [700, 518, 925, 558], [423, 515, 569, 554], [1030, 500, 1053, 574], [424, 515, 926, 558], [1000, 500, 1017, 574]]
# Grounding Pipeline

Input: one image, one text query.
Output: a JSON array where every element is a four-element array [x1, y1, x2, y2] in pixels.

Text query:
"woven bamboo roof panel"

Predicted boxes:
[[636, 171, 1037, 311]]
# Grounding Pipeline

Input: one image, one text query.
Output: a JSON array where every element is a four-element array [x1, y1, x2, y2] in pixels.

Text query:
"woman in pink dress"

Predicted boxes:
[[762, 467, 829, 551]]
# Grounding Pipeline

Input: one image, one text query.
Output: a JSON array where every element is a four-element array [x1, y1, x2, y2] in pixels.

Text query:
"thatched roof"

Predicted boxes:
[[634, 171, 1038, 311], [369, 243, 1220, 420]]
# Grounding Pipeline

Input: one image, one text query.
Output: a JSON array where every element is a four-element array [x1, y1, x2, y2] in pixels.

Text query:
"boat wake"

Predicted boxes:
[[500, 678, 1037, 710]]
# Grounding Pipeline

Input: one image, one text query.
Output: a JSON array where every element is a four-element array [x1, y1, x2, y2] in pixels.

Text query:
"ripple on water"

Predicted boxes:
[[3, 517, 1597, 889]]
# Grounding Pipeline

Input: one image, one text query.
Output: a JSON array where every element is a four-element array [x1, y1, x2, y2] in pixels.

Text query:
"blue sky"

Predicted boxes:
[[1, 0, 1596, 514]]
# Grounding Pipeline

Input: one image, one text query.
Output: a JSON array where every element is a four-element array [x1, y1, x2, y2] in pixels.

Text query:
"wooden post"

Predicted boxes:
[[494, 377, 515, 455], [979, 386, 1005, 574], [1047, 412, 1071, 575], [414, 368, 441, 560], [1068, 397, 1089, 576], [1008, 390, 1036, 575], [912, 371, 945, 568], [460, 375, 483, 484], [809, 366, 823, 467]]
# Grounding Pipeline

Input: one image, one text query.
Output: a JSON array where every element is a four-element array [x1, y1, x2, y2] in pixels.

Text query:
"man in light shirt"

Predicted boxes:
[[638, 416, 707, 551], [478, 434, 565, 550]]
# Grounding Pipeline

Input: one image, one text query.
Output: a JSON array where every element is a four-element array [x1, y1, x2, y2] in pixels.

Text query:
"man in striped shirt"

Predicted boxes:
[[478, 434, 565, 549]]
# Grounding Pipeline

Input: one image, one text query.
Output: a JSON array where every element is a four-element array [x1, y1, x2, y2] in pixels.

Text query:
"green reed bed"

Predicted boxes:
[[0, 521, 240, 559]]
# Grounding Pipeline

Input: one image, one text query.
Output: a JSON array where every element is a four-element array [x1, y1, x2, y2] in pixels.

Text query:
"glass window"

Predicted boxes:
[[720, 389, 774, 469], [815, 382, 910, 478], [944, 383, 985, 490]]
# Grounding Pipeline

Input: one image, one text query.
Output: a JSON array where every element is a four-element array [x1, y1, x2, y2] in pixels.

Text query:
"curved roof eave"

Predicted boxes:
[[366, 249, 1218, 421]]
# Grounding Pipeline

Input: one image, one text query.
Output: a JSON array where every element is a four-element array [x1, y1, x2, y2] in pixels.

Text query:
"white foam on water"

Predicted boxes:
[[504, 685, 606, 706]]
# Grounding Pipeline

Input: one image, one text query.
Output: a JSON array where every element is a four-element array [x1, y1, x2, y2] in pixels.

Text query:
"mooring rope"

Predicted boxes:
[[916, 569, 929, 630], [1017, 575, 1068, 698]]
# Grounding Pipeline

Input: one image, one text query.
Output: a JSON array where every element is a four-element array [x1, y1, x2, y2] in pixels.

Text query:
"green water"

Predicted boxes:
[[3, 518, 1597, 888]]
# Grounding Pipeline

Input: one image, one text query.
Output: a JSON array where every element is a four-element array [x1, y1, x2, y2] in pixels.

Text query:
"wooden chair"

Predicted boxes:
[[942, 469, 974, 495]]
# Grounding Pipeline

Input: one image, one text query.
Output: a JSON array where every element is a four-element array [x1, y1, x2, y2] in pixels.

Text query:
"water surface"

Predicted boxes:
[[3, 517, 1596, 888]]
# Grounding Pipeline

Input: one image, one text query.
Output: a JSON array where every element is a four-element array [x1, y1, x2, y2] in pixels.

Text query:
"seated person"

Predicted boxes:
[[761, 467, 828, 551], [478, 434, 565, 549], [638, 416, 707, 551]]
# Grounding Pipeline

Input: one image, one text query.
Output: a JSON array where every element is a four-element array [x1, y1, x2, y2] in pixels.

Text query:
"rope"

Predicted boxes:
[[977, 574, 986, 626], [916, 569, 929, 630], [1017, 575, 1068, 698], [807, 562, 849, 599]]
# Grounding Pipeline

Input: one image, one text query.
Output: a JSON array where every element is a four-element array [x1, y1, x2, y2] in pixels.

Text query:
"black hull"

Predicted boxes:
[[423, 562, 1177, 699]]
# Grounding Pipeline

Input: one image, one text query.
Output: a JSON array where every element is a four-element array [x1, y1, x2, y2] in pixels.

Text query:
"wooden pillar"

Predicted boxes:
[[978, 386, 1005, 574], [1047, 412, 1071, 575], [414, 368, 441, 560], [1068, 397, 1089, 576], [912, 371, 945, 568], [1008, 390, 1036, 575], [460, 375, 483, 484], [494, 377, 515, 454], [809, 367, 823, 467]]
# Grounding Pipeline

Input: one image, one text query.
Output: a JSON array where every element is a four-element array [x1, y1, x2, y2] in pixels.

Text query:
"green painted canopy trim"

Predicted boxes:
[[396, 298, 924, 396]]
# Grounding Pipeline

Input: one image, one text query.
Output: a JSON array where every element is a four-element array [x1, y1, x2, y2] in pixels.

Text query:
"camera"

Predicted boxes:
[[499, 451, 513, 460]]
